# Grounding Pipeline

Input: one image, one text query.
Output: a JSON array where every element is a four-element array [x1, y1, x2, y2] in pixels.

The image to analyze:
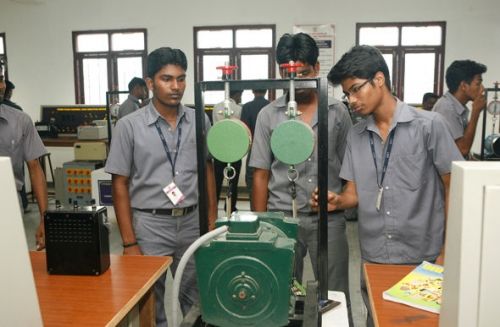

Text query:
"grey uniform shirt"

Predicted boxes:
[[250, 95, 352, 213], [117, 95, 141, 120], [432, 91, 469, 140], [0, 104, 47, 190], [340, 100, 463, 264], [212, 99, 242, 123], [105, 102, 211, 209]]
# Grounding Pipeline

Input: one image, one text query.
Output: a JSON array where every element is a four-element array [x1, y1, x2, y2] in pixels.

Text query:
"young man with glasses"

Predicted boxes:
[[250, 32, 353, 324], [311, 45, 463, 327]]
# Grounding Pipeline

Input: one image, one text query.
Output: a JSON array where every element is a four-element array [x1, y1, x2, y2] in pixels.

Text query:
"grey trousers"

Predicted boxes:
[[294, 213, 352, 326], [133, 208, 200, 327]]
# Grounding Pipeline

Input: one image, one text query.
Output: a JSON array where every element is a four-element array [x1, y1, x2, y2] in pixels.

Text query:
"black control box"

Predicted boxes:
[[44, 205, 110, 275], [35, 121, 58, 138]]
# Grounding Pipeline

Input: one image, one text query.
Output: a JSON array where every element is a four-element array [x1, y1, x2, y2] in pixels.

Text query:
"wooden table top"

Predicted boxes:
[[364, 263, 439, 327], [30, 251, 171, 327]]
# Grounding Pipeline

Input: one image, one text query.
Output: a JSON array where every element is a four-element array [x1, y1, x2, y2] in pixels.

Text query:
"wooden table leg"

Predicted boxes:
[[139, 288, 156, 327]]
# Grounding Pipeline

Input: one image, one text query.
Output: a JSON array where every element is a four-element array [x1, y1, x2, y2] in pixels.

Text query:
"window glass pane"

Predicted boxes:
[[112, 32, 145, 51], [236, 29, 273, 48], [241, 92, 252, 105], [77, 34, 109, 52], [202, 55, 230, 104], [241, 55, 268, 79], [241, 54, 269, 103], [203, 55, 230, 81], [117, 57, 144, 103], [359, 27, 398, 46], [404, 53, 435, 104], [402, 26, 442, 46], [382, 53, 394, 88], [83, 58, 108, 104], [197, 30, 233, 49], [0, 36, 4, 54], [205, 91, 225, 106]]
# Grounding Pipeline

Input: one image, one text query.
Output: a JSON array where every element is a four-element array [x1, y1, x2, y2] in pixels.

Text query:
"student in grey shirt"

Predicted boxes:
[[105, 47, 217, 327], [433, 60, 487, 158], [312, 45, 463, 327], [250, 33, 353, 324], [117, 77, 148, 119], [0, 61, 48, 250]]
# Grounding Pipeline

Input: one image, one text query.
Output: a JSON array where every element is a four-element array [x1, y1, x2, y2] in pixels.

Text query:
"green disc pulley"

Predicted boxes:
[[207, 119, 251, 163], [270, 120, 315, 165]]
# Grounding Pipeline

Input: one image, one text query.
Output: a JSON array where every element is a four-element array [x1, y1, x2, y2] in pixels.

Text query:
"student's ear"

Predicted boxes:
[[459, 80, 468, 91], [146, 77, 154, 91], [373, 71, 385, 88], [314, 61, 320, 75]]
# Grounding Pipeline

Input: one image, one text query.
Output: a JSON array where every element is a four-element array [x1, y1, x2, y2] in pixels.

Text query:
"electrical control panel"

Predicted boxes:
[[63, 161, 104, 206]]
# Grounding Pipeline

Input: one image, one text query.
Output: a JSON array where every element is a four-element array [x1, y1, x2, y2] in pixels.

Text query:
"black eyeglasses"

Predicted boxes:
[[342, 79, 371, 102]]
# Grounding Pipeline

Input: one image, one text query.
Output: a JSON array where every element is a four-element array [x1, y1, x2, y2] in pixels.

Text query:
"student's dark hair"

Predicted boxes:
[[253, 89, 267, 94], [230, 90, 242, 97], [328, 45, 391, 90], [128, 77, 146, 92], [445, 60, 487, 93], [276, 33, 319, 66], [147, 47, 187, 78], [422, 92, 438, 103]]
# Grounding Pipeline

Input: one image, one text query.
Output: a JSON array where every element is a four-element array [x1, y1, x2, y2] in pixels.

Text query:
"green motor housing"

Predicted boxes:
[[195, 212, 298, 327]]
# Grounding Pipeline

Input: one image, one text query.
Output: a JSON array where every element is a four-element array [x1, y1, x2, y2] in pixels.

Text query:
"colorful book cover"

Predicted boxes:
[[382, 261, 443, 314]]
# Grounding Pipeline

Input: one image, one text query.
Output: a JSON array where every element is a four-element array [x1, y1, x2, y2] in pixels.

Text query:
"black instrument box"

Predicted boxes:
[[35, 122, 58, 138], [44, 205, 110, 275]]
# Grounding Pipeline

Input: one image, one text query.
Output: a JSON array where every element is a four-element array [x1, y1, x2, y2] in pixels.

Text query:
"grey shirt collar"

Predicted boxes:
[[443, 91, 468, 115], [145, 101, 189, 126], [361, 99, 413, 135]]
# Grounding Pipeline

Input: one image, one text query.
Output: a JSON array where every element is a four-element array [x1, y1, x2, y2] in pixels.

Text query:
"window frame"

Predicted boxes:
[[0, 33, 8, 79], [356, 21, 446, 103], [72, 28, 147, 104], [193, 25, 276, 102]]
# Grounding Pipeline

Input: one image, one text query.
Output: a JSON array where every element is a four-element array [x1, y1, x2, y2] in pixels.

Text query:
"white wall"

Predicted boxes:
[[1, 0, 499, 153]]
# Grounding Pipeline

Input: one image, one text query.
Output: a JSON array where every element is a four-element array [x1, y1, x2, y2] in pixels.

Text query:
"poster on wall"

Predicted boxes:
[[293, 24, 335, 97]]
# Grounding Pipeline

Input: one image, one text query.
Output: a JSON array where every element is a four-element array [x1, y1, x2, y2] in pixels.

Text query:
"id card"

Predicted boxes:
[[163, 182, 185, 206]]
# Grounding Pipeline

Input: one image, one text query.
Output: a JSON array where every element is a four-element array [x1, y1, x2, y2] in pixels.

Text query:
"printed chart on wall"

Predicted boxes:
[[293, 24, 335, 97]]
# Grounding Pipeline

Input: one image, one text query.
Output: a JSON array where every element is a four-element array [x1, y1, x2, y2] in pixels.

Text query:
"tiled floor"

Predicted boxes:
[[22, 198, 367, 327]]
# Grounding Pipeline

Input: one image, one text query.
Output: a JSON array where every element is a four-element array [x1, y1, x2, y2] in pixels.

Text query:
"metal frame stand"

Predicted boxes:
[[480, 85, 500, 161], [194, 77, 331, 303], [105, 90, 129, 144]]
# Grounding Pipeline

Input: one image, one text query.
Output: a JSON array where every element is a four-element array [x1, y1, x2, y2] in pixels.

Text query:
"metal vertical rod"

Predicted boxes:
[[481, 89, 489, 160], [223, 81, 231, 118], [195, 82, 209, 235], [290, 78, 296, 117], [105, 91, 112, 143], [317, 77, 329, 301]]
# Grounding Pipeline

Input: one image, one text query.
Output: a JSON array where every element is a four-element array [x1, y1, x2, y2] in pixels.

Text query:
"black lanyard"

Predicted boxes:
[[155, 119, 182, 178], [368, 128, 396, 188]]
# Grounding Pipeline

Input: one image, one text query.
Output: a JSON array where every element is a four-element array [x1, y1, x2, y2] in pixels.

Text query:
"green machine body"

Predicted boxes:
[[195, 212, 299, 327]]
